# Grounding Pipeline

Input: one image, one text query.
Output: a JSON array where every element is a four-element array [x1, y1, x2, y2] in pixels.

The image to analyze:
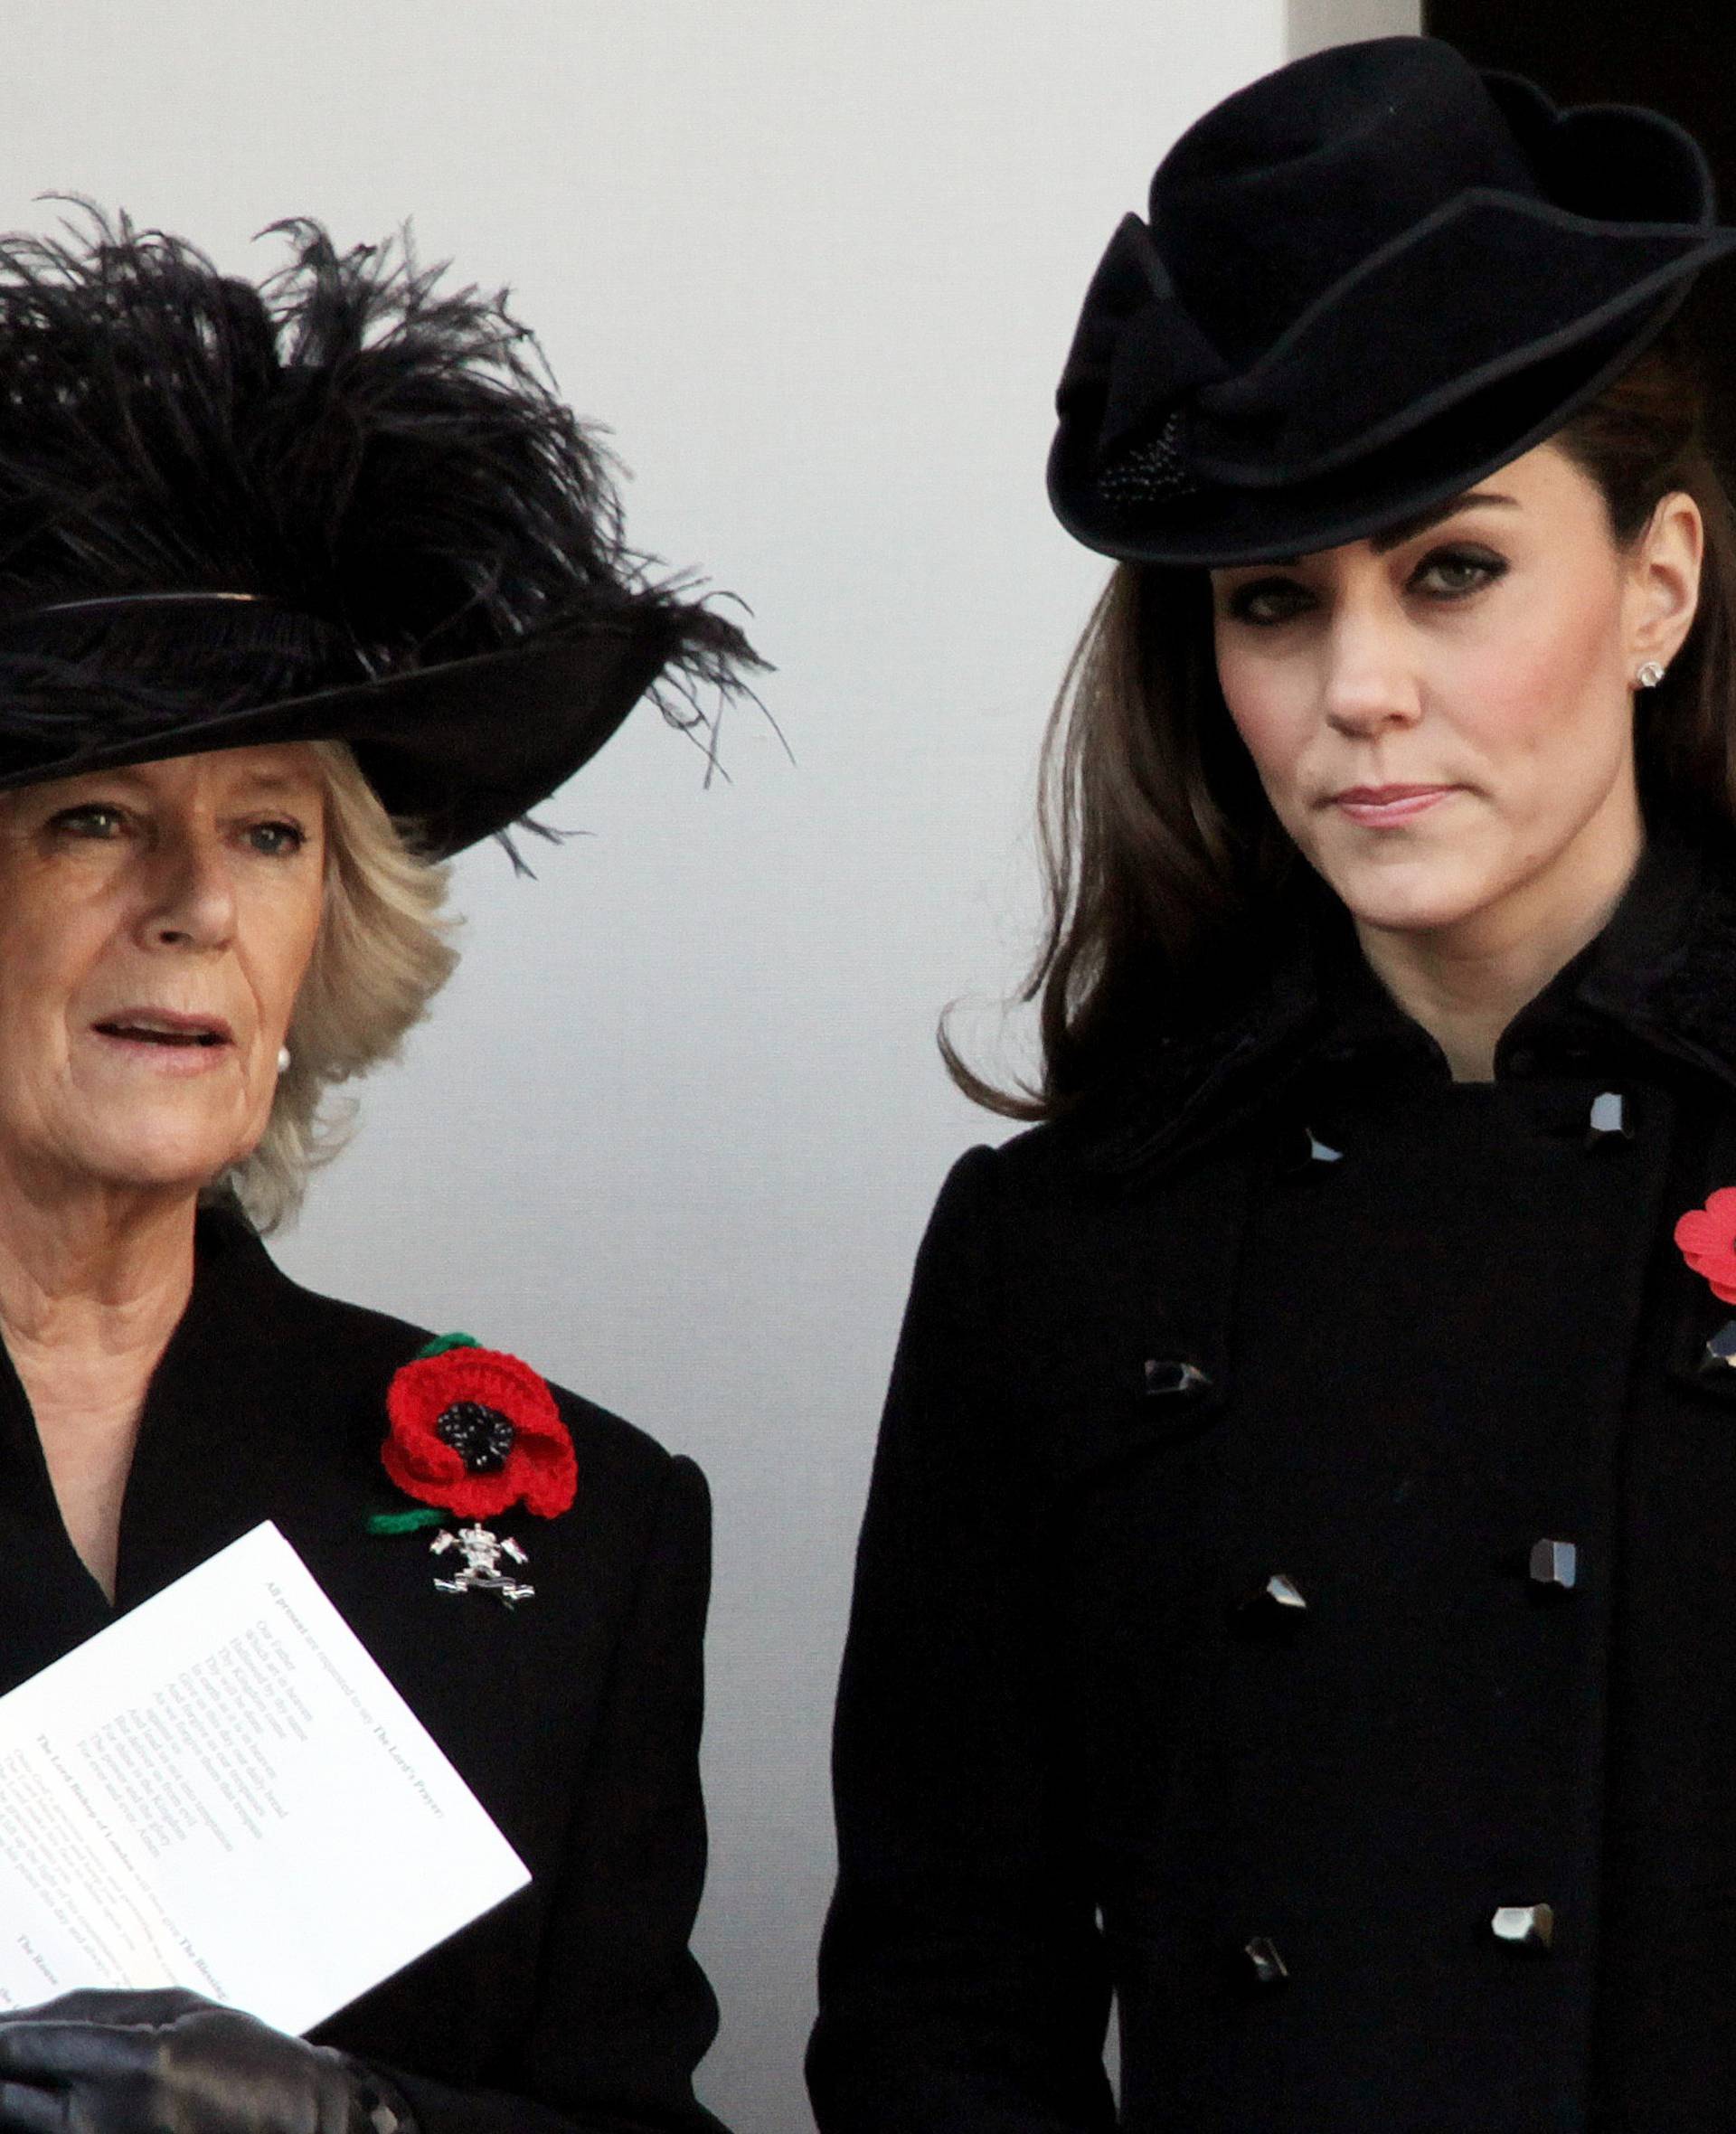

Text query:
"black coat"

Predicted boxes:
[[0, 1205, 726, 2134], [810, 836, 1736, 2134]]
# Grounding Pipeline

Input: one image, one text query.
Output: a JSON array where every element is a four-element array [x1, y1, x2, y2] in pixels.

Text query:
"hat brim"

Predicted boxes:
[[1050, 271, 1712, 569], [0, 611, 678, 856]]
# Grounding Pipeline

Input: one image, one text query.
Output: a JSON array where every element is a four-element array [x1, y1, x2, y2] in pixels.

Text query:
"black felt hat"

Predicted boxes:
[[1049, 37, 1736, 567], [0, 214, 758, 856]]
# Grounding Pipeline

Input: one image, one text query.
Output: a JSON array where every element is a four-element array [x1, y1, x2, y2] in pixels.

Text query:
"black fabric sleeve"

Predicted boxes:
[[380, 1454, 728, 2134], [807, 1148, 1116, 2133]]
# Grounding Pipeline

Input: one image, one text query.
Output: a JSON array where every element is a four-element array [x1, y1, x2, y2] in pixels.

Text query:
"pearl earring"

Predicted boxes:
[[1636, 660, 1666, 689], [277, 1045, 292, 1074]]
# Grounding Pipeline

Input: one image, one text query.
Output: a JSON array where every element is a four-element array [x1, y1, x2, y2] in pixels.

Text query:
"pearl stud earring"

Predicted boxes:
[[277, 1045, 292, 1074], [1636, 660, 1667, 689]]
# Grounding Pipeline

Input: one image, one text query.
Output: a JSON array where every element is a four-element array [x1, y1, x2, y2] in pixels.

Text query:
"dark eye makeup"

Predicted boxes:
[[1412, 543, 1508, 597], [1220, 576, 1312, 627], [1217, 540, 1511, 627]]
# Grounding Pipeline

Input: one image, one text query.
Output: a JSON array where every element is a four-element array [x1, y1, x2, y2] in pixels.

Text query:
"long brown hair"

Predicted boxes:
[[947, 339, 1736, 1119]]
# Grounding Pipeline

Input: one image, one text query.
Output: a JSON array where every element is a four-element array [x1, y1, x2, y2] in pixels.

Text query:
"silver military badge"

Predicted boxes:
[[429, 1522, 535, 1606]]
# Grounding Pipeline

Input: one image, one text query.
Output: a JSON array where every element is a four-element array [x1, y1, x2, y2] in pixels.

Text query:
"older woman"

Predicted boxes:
[[0, 219, 751, 2134], [811, 38, 1736, 2134]]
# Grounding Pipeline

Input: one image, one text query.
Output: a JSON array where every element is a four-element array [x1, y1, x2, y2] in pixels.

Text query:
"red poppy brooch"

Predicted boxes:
[[1675, 1189, 1736, 1306], [1674, 1189, 1736, 1374], [371, 1332, 576, 1603]]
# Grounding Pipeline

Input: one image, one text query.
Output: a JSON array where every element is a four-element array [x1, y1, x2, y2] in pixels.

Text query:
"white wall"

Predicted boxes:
[[0, 7, 1299, 2129], [1288, 0, 1421, 53]]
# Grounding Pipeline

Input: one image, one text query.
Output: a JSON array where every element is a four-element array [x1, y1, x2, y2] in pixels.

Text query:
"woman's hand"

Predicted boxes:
[[0, 1990, 411, 2134]]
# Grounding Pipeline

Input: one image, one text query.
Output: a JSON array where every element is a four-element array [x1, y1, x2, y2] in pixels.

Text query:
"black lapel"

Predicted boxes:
[[112, 1204, 394, 1610]]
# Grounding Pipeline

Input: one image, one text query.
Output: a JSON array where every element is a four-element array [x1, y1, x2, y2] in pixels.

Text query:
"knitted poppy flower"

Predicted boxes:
[[383, 1338, 577, 1519], [1675, 1186, 1736, 1305]]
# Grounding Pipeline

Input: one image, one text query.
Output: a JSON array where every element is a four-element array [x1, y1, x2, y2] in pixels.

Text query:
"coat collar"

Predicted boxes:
[[1077, 828, 1736, 1179], [1575, 831, 1736, 1091]]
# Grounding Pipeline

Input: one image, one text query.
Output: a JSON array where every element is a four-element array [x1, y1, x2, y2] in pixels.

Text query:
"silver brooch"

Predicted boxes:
[[430, 1522, 534, 1605]]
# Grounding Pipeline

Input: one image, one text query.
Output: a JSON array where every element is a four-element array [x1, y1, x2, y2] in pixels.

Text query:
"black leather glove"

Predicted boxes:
[[0, 1990, 415, 2134]]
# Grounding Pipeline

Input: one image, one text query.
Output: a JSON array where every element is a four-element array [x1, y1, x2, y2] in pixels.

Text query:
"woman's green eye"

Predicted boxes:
[[1415, 548, 1506, 597], [1226, 579, 1313, 626]]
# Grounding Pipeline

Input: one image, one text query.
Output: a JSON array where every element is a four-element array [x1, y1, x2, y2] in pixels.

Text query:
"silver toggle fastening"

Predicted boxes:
[[1528, 1538, 1578, 1593], [1587, 1091, 1630, 1145], [1145, 1358, 1212, 1399], [430, 1522, 534, 1605], [1491, 1903, 1554, 1950]]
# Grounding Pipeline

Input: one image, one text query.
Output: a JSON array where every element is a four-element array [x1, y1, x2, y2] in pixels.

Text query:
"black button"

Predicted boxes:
[[1233, 1572, 1308, 1636], [1490, 1903, 1554, 1951], [1145, 1359, 1212, 1400], [1527, 1539, 1578, 1594], [1242, 1935, 1289, 1988]]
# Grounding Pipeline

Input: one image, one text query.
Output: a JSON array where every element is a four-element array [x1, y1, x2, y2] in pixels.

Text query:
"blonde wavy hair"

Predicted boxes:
[[215, 741, 459, 1230]]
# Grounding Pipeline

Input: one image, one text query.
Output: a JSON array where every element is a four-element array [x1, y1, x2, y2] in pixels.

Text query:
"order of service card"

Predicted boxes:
[[0, 1521, 529, 2035]]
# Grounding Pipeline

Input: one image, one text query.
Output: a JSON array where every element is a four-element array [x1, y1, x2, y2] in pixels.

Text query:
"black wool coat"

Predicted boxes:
[[810, 836, 1736, 2134], [0, 1206, 727, 2134]]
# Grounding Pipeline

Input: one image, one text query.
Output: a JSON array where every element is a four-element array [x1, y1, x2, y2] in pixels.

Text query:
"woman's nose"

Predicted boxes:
[[138, 829, 237, 950], [1318, 603, 1422, 737]]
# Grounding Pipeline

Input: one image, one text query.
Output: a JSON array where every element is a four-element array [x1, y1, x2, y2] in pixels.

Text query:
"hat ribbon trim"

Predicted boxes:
[[1206, 184, 1718, 406], [1187, 193, 1736, 486], [1194, 231, 1736, 488]]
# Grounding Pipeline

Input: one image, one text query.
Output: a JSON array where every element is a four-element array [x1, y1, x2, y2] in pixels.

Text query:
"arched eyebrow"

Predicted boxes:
[[1368, 489, 1518, 555]]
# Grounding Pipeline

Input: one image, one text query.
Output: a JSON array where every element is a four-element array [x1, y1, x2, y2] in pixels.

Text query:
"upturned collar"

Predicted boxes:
[[1071, 828, 1736, 1180]]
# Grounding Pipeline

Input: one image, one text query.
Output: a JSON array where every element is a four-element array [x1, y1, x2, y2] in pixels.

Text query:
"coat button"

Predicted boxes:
[[1586, 1091, 1630, 1145], [1145, 1358, 1212, 1400], [1490, 1903, 1554, 1951], [1233, 1572, 1308, 1637], [1241, 1935, 1289, 1988], [1527, 1539, 1578, 1594], [1703, 1321, 1736, 1375]]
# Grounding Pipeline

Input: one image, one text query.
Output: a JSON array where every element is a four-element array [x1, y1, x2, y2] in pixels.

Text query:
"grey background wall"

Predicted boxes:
[[1289, 0, 1419, 54], [0, 5, 1411, 2129]]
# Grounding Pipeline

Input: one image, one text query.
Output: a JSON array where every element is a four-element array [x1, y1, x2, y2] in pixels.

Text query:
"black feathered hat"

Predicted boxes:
[[0, 212, 759, 855], [1049, 37, 1736, 567]]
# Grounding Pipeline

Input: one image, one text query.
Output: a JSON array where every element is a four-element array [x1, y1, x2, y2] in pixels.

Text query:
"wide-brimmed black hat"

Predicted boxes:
[[1049, 36, 1736, 567], [0, 213, 758, 856]]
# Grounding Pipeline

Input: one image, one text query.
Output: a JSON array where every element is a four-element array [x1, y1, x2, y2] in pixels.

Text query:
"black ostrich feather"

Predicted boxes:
[[0, 206, 759, 771]]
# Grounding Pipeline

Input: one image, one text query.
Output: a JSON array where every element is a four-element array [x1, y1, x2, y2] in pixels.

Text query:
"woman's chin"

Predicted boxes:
[[1313, 852, 1498, 940], [42, 1105, 264, 1201], [68, 1147, 239, 1199]]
